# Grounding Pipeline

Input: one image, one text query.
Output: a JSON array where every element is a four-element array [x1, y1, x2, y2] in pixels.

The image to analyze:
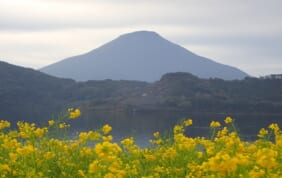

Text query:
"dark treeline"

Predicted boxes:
[[1, 61, 282, 137]]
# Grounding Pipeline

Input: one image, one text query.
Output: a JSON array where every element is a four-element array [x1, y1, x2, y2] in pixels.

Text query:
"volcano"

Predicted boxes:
[[40, 31, 248, 82]]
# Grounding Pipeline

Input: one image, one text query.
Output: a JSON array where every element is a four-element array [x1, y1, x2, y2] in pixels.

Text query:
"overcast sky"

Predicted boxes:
[[0, 0, 281, 77]]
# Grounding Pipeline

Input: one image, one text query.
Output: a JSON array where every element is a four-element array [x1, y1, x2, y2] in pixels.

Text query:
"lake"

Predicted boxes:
[[68, 109, 282, 146]]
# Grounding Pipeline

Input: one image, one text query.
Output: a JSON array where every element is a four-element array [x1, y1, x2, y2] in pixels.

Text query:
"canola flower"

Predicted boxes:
[[210, 121, 221, 128], [102, 124, 112, 135], [0, 115, 281, 177], [258, 128, 269, 138], [48, 120, 55, 126], [0, 120, 10, 130], [224, 116, 233, 124], [69, 108, 81, 119], [184, 119, 193, 126]]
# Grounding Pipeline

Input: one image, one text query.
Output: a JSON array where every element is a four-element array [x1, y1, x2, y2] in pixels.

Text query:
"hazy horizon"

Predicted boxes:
[[0, 0, 281, 77]]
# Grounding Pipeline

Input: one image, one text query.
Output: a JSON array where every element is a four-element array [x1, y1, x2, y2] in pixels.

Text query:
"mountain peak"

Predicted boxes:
[[118, 31, 160, 38], [41, 31, 248, 81], [113, 30, 165, 45]]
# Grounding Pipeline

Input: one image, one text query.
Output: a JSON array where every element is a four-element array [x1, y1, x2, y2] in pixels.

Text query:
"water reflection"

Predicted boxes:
[[69, 109, 282, 146]]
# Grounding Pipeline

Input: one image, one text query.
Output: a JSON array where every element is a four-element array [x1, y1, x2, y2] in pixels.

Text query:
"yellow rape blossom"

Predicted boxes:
[[34, 127, 48, 137], [103, 135, 113, 142], [59, 123, 69, 129], [269, 123, 280, 133], [153, 131, 160, 138], [16, 145, 36, 156], [0, 164, 11, 174], [48, 120, 55, 126], [69, 108, 81, 119], [121, 137, 134, 146], [0, 114, 281, 177], [9, 153, 18, 163], [224, 116, 233, 124], [89, 160, 99, 174], [173, 125, 184, 134], [104, 173, 116, 178], [210, 121, 221, 128], [256, 148, 277, 168], [258, 128, 269, 138], [44, 151, 56, 160], [184, 119, 193, 126], [78, 170, 85, 177], [59, 123, 65, 129], [248, 166, 265, 178], [0, 120, 10, 130], [102, 124, 112, 135]]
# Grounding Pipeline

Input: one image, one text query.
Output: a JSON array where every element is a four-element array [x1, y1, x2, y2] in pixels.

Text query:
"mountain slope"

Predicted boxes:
[[0, 61, 75, 123], [40, 31, 248, 81], [0, 61, 148, 124]]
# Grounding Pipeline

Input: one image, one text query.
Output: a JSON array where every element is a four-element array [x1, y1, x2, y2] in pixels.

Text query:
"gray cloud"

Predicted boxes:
[[0, 0, 281, 76], [1, 0, 280, 31]]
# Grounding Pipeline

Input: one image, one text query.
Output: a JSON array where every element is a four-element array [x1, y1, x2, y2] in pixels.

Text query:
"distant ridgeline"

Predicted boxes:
[[260, 74, 282, 80]]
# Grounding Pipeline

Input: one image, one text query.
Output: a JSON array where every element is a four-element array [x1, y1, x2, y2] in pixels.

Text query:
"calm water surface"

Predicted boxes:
[[69, 110, 282, 146]]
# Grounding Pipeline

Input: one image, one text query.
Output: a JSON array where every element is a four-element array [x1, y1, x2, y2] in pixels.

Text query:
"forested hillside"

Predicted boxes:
[[1, 61, 282, 133]]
